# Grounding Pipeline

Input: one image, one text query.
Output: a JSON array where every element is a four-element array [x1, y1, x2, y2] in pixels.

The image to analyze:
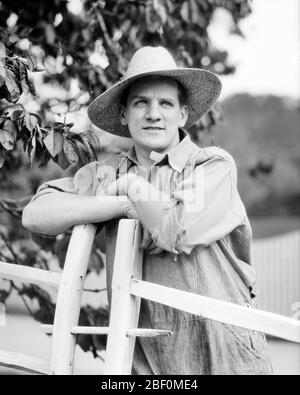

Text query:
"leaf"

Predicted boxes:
[[0, 130, 15, 150], [11, 109, 25, 121], [0, 42, 5, 58], [34, 305, 55, 325], [17, 58, 37, 96], [0, 196, 31, 214], [56, 149, 71, 170], [180, 1, 190, 23], [26, 74, 36, 97], [28, 134, 37, 165], [63, 138, 79, 165], [0, 43, 6, 87], [0, 64, 5, 89], [26, 53, 37, 72], [31, 234, 56, 252], [83, 131, 100, 149], [73, 133, 96, 164], [3, 103, 25, 120], [24, 112, 38, 132], [0, 148, 6, 168], [153, 0, 167, 24], [52, 122, 66, 131], [44, 23, 56, 46], [5, 68, 21, 103], [145, 0, 163, 33], [0, 120, 17, 151], [71, 136, 90, 165], [43, 130, 64, 157], [198, 0, 210, 12], [38, 149, 52, 168], [0, 290, 9, 303], [3, 119, 17, 137], [82, 306, 109, 349], [77, 131, 99, 163], [89, 249, 105, 275], [190, 0, 202, 25], [18, 60, 29, 93], [54, 234, 71, 269], [0, 82, 10, 101], [77, 306, 109, 354], [83, 139, 97, 163]]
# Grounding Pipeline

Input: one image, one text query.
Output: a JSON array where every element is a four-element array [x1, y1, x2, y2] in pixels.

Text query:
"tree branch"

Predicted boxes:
[[0, 230, 23, 266], [94, 8, 126, 75]]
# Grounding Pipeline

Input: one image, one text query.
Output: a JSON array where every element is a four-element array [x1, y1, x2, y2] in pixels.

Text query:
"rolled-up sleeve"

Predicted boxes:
[[30, 161, 108, 202], [139, 154, 247, 255], [30, 177, 77, 202]]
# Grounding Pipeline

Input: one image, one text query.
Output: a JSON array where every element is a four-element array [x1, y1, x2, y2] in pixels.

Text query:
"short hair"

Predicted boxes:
[[120, 76, 188, 107]]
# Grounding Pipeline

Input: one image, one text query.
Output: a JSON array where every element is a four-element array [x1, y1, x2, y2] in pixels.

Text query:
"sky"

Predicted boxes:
[[209, 0, 300, 99], [68, 0, 299, 99]]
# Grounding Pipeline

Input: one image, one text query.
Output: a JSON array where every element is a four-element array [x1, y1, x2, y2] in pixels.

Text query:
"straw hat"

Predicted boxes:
[[88, 46, 222, 138]]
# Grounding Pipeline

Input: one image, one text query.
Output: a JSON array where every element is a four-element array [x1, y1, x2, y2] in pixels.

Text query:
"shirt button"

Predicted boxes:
[[245, 304, 256, 333]]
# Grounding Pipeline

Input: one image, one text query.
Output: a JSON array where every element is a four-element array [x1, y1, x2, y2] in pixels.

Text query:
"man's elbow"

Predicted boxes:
[[22, 203, 41, 233], [22, 200, 71, 237], [22, 203, 53, 235]]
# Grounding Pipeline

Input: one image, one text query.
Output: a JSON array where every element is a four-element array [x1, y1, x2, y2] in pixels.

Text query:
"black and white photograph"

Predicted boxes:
[[0, 0, 299, 376]]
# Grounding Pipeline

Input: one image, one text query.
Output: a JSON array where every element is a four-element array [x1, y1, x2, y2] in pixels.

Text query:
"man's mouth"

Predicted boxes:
[[143, 127, 165, 131]]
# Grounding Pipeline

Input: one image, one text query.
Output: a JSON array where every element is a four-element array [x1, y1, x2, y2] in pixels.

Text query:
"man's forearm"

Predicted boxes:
[[22, 192, 131, 236]]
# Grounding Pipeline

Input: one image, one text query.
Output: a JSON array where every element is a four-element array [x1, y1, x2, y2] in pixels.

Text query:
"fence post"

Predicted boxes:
[[50, 224, 97, 375], [103, 219, 143, 375]]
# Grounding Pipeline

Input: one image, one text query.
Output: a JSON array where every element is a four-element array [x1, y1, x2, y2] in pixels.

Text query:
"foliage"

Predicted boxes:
[[214, 94, 300, 216], [0, 0, 252, 357], [0, 0, 253, 169], [0, 43, 99, 170]]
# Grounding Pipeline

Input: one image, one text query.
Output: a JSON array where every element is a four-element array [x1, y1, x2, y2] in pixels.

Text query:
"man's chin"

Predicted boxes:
[[143, 140, 169, 153], [135, 133, 165, 146], [133, 131, 179, 153]]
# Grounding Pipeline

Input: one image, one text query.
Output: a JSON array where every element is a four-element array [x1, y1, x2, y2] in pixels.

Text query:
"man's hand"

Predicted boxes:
[[106, 173, 139, 197], [106, 174, 139, 219], [124, 204, 139, 220], [106, 174, 166, 254]]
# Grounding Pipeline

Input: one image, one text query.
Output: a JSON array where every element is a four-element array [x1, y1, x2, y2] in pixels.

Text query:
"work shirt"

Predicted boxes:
[[32, 129, 272, 375]]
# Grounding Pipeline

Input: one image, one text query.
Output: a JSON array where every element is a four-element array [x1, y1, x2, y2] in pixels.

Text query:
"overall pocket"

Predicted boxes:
[[221, 322, 267, 359]]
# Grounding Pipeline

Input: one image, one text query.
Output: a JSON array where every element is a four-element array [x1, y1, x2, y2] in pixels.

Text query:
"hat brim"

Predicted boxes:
[[87, 68, 222, 138]]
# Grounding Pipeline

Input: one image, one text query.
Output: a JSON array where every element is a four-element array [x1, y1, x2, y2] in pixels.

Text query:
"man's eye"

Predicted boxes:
[[134, 100, 146, 107], [161, 101, 173, 107]]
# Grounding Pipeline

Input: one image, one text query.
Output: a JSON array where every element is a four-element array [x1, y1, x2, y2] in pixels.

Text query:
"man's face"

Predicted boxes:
[[120, 78, 188, 153]]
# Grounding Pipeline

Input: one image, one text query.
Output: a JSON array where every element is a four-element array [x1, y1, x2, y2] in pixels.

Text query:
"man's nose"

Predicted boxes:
[[145, 102, 161, 121]]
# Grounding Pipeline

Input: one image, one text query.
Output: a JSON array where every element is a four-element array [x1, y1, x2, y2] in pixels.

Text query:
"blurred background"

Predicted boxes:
[[0, 0, 299, 374]]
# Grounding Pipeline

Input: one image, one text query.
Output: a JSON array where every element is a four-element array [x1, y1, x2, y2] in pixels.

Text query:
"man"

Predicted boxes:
[[23, 46, 273, 375]]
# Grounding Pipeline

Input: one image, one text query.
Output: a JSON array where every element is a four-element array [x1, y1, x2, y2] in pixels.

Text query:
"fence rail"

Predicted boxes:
[[131, 279, 300, 343]]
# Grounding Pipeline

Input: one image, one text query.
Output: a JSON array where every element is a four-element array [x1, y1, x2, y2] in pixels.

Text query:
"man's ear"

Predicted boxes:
[[119, 105, 128, 126], [179, 105, 188, 128]]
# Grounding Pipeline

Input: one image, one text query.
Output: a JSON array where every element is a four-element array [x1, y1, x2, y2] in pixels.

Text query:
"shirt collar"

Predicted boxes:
[[121, 128, 194, 173]]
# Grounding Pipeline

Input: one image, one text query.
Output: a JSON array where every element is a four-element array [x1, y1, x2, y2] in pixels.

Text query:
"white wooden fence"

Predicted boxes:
[[0, 221, 300, 374], [253, 230, 300, 316]]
